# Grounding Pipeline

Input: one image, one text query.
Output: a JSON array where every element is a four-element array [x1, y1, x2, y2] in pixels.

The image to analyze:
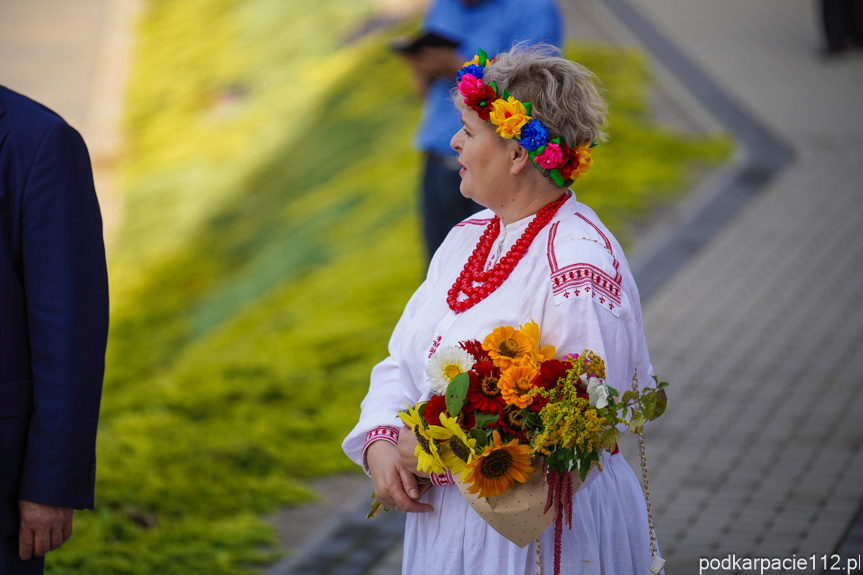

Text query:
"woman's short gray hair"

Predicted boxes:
[[483, 43, 608, 148]]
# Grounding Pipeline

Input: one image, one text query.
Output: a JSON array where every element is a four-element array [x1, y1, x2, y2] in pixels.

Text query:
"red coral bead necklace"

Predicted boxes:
[[447, 193, 568, 313]]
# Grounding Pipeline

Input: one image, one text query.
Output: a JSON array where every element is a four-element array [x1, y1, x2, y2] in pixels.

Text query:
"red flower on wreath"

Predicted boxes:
[[464, 85, 498, 121], [559, 143, 594, 180]]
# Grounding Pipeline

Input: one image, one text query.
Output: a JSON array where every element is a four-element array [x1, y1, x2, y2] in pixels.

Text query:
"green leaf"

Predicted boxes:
[[550, 169, 564, 187], [641, 392, 657, 420], [607, 385, 619, 398], [445, 372, 470, 417], [523, 102, 532, 116], [600, 427, 619, 451], [470, 428, 488, 449], [474, 411, 499, 428], [502, 89, 512, 101], [489, 80, 499, 96], [478, 47, 488, 65], [651, 388, 668, 420]]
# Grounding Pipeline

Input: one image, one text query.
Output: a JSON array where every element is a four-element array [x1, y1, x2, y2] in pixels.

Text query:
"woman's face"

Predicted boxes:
[[450, 110, 513, 211]]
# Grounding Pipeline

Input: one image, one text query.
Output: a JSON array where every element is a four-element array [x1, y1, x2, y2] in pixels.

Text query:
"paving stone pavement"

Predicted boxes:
[[622, 0, 863, 572]]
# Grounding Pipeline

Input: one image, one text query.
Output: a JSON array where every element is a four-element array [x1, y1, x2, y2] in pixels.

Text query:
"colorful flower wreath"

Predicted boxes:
[[456, 48, 597, 187]]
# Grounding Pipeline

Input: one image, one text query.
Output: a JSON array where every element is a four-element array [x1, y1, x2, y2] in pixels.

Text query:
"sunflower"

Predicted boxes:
[[426, 346, 475, 395], [498, 364, 540, 409], [519, 319, 556, 364], [482, 326, 533, 370], [426, 414, 478, 474], [462, 430, 535, 498], [398, 403, 446, 474]]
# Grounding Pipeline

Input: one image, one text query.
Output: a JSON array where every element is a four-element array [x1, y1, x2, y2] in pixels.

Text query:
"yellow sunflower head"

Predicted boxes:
[[498, 364, 540, 409], [427, 414, 478, 474], [461, 430, 535, 498], [482, 326, 533, 370], [398, 403, 446, 475]]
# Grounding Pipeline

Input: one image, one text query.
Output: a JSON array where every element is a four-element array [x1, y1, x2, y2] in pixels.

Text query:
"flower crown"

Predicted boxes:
[[456, 48, 597, 187]]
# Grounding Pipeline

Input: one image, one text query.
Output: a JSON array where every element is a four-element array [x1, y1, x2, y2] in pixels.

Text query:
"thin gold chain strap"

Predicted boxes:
[[633, 369, 664, 573], [535, 537, 543, 575]]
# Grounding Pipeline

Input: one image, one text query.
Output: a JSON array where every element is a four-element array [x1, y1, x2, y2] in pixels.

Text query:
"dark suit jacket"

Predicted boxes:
[[0, 86, 109, 538]]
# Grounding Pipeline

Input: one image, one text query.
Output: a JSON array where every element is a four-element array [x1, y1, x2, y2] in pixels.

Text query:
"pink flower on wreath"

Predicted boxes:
[[534, 142, 563, 169], [457, 73, 484, 97]]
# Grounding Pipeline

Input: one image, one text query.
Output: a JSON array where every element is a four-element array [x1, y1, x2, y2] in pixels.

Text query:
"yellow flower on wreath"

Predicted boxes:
[[498, 364, 540, 409], [462, 430, 535, 498], [426, 414, 478, 474], [519, 319, 556, 365], [489, 96, 530, 139], [482, 325, 533, 370], [568, 145, 594, 180], [398, 404, 446, 475], [462, 55, 480, 68]]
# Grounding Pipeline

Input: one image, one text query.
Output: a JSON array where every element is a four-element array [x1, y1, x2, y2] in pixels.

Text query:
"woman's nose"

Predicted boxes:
[[450, 129, 463, 152]]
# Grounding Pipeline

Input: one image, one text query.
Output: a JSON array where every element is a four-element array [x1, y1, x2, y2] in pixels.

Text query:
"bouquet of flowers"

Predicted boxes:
[[397, 320, 668, 574]]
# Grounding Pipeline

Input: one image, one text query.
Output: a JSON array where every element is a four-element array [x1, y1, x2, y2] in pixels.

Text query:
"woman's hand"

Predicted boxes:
[[366, 440, 433, 514]]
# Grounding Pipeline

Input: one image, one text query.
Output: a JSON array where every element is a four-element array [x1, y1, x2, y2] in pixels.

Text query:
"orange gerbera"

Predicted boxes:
[[498, 364, 540, 408], [462, 430, 535, 498], [482, 326, 533, 370]]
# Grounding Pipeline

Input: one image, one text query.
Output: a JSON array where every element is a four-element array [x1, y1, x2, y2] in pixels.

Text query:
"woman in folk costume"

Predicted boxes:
[[343, 44, 659, 574]]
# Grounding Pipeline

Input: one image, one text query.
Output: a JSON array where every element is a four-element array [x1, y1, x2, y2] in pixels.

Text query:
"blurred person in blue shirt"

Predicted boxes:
[[398, 0, 563, 258]]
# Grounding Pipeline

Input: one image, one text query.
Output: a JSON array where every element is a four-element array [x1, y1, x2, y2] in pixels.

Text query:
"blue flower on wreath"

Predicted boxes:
[[456, 64, 485, 82], [517, 119, 549, 151]]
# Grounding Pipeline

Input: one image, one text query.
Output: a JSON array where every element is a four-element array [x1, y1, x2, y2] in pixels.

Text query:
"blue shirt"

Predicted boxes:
[[415, 0, 563, 155]]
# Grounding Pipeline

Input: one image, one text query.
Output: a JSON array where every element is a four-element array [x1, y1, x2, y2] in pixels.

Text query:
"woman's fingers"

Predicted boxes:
[[367, 440, 434, 513], [397, 466, 434, 513]]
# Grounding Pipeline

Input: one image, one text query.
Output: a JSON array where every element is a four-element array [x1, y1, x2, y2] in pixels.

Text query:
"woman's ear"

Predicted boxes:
[[509, 143, 532, 175]]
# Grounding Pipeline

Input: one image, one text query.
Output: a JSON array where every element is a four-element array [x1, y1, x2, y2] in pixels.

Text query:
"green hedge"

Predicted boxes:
[[47, 0, 728, 572]]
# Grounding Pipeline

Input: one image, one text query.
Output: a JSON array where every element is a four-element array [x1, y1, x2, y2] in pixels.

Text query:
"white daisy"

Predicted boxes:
[[426, 346, 474, 395]]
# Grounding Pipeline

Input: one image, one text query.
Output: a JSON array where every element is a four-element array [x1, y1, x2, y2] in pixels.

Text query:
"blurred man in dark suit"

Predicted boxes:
[[0, 86, 109, 574]]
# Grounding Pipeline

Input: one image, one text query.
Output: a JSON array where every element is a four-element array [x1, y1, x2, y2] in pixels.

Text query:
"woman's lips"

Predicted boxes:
[[459, 162, 466, 176]]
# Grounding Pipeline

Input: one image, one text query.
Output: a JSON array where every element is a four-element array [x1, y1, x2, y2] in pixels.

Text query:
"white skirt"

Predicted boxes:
[[402, 453, 657, 575]]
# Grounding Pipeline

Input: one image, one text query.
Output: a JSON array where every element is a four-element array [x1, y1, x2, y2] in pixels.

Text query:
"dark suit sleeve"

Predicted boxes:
[[18, 120, 109, 509]]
